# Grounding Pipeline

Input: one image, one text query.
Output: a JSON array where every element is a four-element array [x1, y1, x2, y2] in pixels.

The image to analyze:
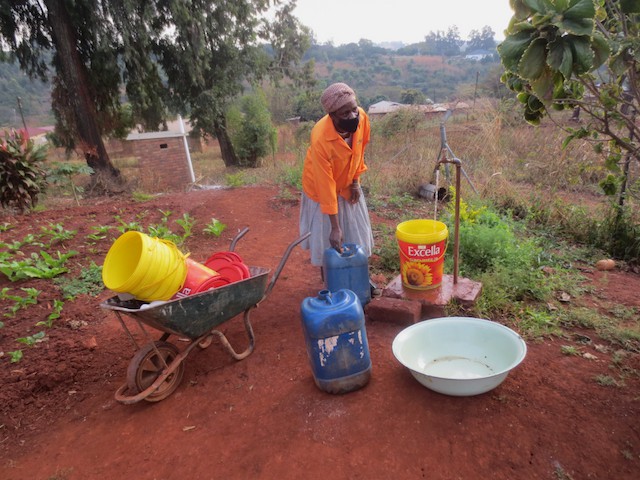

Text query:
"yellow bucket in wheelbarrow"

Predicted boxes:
[[102, 231, 188, 301], [396, 219, 448, 290]]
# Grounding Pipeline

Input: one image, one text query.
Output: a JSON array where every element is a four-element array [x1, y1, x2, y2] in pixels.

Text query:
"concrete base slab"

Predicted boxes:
[[381, 274, 482, 320]]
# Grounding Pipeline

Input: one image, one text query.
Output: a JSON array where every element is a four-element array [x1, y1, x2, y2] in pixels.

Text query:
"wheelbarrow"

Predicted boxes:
[[100, 228, 310, 404]]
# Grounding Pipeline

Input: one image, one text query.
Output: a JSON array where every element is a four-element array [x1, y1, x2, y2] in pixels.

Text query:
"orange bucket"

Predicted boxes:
[[171, 259, 218, 299], [396, 220, 448, 290]]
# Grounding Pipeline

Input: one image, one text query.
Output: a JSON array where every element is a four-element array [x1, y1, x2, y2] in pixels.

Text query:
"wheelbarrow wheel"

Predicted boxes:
[[126, 341, 184, 402]]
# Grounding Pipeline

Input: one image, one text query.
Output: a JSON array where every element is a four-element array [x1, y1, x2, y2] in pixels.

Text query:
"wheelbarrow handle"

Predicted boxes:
[[263, 232, 310, 299], [230, 227, 250, 251]]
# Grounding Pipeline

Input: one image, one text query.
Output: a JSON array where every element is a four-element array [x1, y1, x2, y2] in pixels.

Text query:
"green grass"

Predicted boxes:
[[54, 262, 104, 300], [132, 191, 156, 202], [560, 345, 582, 356], [371, 224, 400, 275], [594, 374, 623, 387]]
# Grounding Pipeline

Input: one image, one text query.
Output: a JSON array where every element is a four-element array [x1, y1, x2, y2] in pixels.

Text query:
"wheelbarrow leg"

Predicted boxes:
[[208, 308, 256, 360]]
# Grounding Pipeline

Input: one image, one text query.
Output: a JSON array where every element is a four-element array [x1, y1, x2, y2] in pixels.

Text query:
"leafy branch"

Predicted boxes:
[[498, 0, 640, 204]]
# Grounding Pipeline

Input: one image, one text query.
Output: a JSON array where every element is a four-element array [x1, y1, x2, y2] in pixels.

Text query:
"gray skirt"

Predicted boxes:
[[299, 186, 374, 266]]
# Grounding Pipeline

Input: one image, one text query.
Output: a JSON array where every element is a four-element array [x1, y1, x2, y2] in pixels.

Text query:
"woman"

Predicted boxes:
[[299, 82, 375, 280]]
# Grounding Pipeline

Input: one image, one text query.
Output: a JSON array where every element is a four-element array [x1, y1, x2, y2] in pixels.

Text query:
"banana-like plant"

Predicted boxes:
[[498, 0, 640, 199], [0, 130, 48, 213]]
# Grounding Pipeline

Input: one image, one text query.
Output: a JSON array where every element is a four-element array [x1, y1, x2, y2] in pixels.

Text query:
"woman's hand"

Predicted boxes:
[[329, 225, 343, 252], [349, 182, 360, 204]]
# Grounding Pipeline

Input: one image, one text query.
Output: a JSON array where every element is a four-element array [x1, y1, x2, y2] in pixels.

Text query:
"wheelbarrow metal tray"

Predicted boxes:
[[101, 266, 269, 339]]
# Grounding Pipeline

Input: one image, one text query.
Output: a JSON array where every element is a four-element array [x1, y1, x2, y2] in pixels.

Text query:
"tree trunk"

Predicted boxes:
[[213, 116, 239, 167], [45, 0, 121, 184]]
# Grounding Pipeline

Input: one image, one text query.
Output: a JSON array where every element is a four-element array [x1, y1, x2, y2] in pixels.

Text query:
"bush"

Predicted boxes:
[[443, 199, 550, 317], [598, 205, 640, 264], [277, 161, 303, 190], [228, 90, 277, 167], [0, 130, 48, 213]]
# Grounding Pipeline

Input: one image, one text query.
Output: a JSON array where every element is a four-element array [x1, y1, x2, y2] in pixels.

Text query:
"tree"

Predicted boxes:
[[423, 27, 463, 57], [294, 90, 324, 122], [444, 26, 463, 56], [152, 0, 311, 167], [423, 32, 440, 55], [467, 26, 496, 51], [498, 0, 639, 205], [0, 0, 125, 187], [400, 89, 426, 105]]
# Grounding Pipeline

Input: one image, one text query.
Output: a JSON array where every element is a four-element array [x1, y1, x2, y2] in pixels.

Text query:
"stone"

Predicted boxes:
[[83, 336, 98, 350], [365, 297, 422, 325]]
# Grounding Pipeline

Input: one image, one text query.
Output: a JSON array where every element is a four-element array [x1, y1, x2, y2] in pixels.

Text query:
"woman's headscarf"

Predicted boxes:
[[321, 83, 356, 114]]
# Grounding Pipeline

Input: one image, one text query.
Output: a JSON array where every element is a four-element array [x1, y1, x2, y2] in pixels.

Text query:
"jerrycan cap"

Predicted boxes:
[[314, 289, 356, 309], [318, 289, 333, 304]]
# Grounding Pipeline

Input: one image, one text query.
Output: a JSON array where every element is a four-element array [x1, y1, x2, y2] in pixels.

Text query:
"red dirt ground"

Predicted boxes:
[[1, 186, 639, 480]]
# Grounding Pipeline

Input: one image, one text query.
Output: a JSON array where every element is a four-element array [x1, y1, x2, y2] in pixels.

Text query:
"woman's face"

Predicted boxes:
[[330, 99, 359, 133], [331, 99, 359, 121]]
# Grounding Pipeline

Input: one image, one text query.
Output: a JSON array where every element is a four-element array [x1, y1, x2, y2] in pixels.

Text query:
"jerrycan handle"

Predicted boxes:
[[340, 243, 357, 258]]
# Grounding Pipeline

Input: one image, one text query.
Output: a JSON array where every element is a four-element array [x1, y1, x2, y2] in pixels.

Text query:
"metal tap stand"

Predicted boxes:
[[433, 110, 477, 285]]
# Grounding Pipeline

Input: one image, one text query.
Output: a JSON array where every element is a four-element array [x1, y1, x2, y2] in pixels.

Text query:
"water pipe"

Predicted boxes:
[[179, 115, 196, 183], [435, 156, 461, 284]]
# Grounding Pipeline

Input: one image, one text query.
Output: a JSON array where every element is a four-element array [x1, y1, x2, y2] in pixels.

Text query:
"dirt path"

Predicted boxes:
[[1, 186, 639, 479]]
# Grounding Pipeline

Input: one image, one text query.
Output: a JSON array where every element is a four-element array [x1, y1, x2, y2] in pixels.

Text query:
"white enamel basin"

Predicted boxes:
[[392, 317, 527, 396]]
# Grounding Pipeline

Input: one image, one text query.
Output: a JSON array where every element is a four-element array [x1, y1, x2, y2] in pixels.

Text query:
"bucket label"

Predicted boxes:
[[398, 239, 446, 289], [408, 244, 441, 257], [173, 287, 193, 299]]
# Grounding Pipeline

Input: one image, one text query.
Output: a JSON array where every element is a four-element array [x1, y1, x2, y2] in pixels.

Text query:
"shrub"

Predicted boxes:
[[278, 161, 304, 190], [598, 205, 640, 263], [443, 199, 551, 318], [228, 90, 277, 167], [0, 130, 48, 212]]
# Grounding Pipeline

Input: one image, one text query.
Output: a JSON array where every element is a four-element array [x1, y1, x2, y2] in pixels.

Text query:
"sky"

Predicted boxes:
[[292, 0, 515, 46]]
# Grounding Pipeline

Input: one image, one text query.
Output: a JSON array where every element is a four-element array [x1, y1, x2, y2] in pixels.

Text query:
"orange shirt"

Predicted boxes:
[[301, 107, 370, 215]]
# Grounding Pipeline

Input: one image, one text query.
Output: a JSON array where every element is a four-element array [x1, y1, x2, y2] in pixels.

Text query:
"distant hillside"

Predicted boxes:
[[0, 60, 53, 129], [304, 42, 501, 106], [1, 41, 502, 129]]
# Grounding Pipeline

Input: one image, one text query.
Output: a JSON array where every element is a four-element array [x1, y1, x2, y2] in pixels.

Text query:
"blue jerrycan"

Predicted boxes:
[[300, 289, 371, 394], [323, 243, 371, 306]]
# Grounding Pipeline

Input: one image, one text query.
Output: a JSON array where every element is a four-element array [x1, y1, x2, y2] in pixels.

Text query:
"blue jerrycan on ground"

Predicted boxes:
[[323, 243, 371, 307], [300, 289, 371, 394]]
